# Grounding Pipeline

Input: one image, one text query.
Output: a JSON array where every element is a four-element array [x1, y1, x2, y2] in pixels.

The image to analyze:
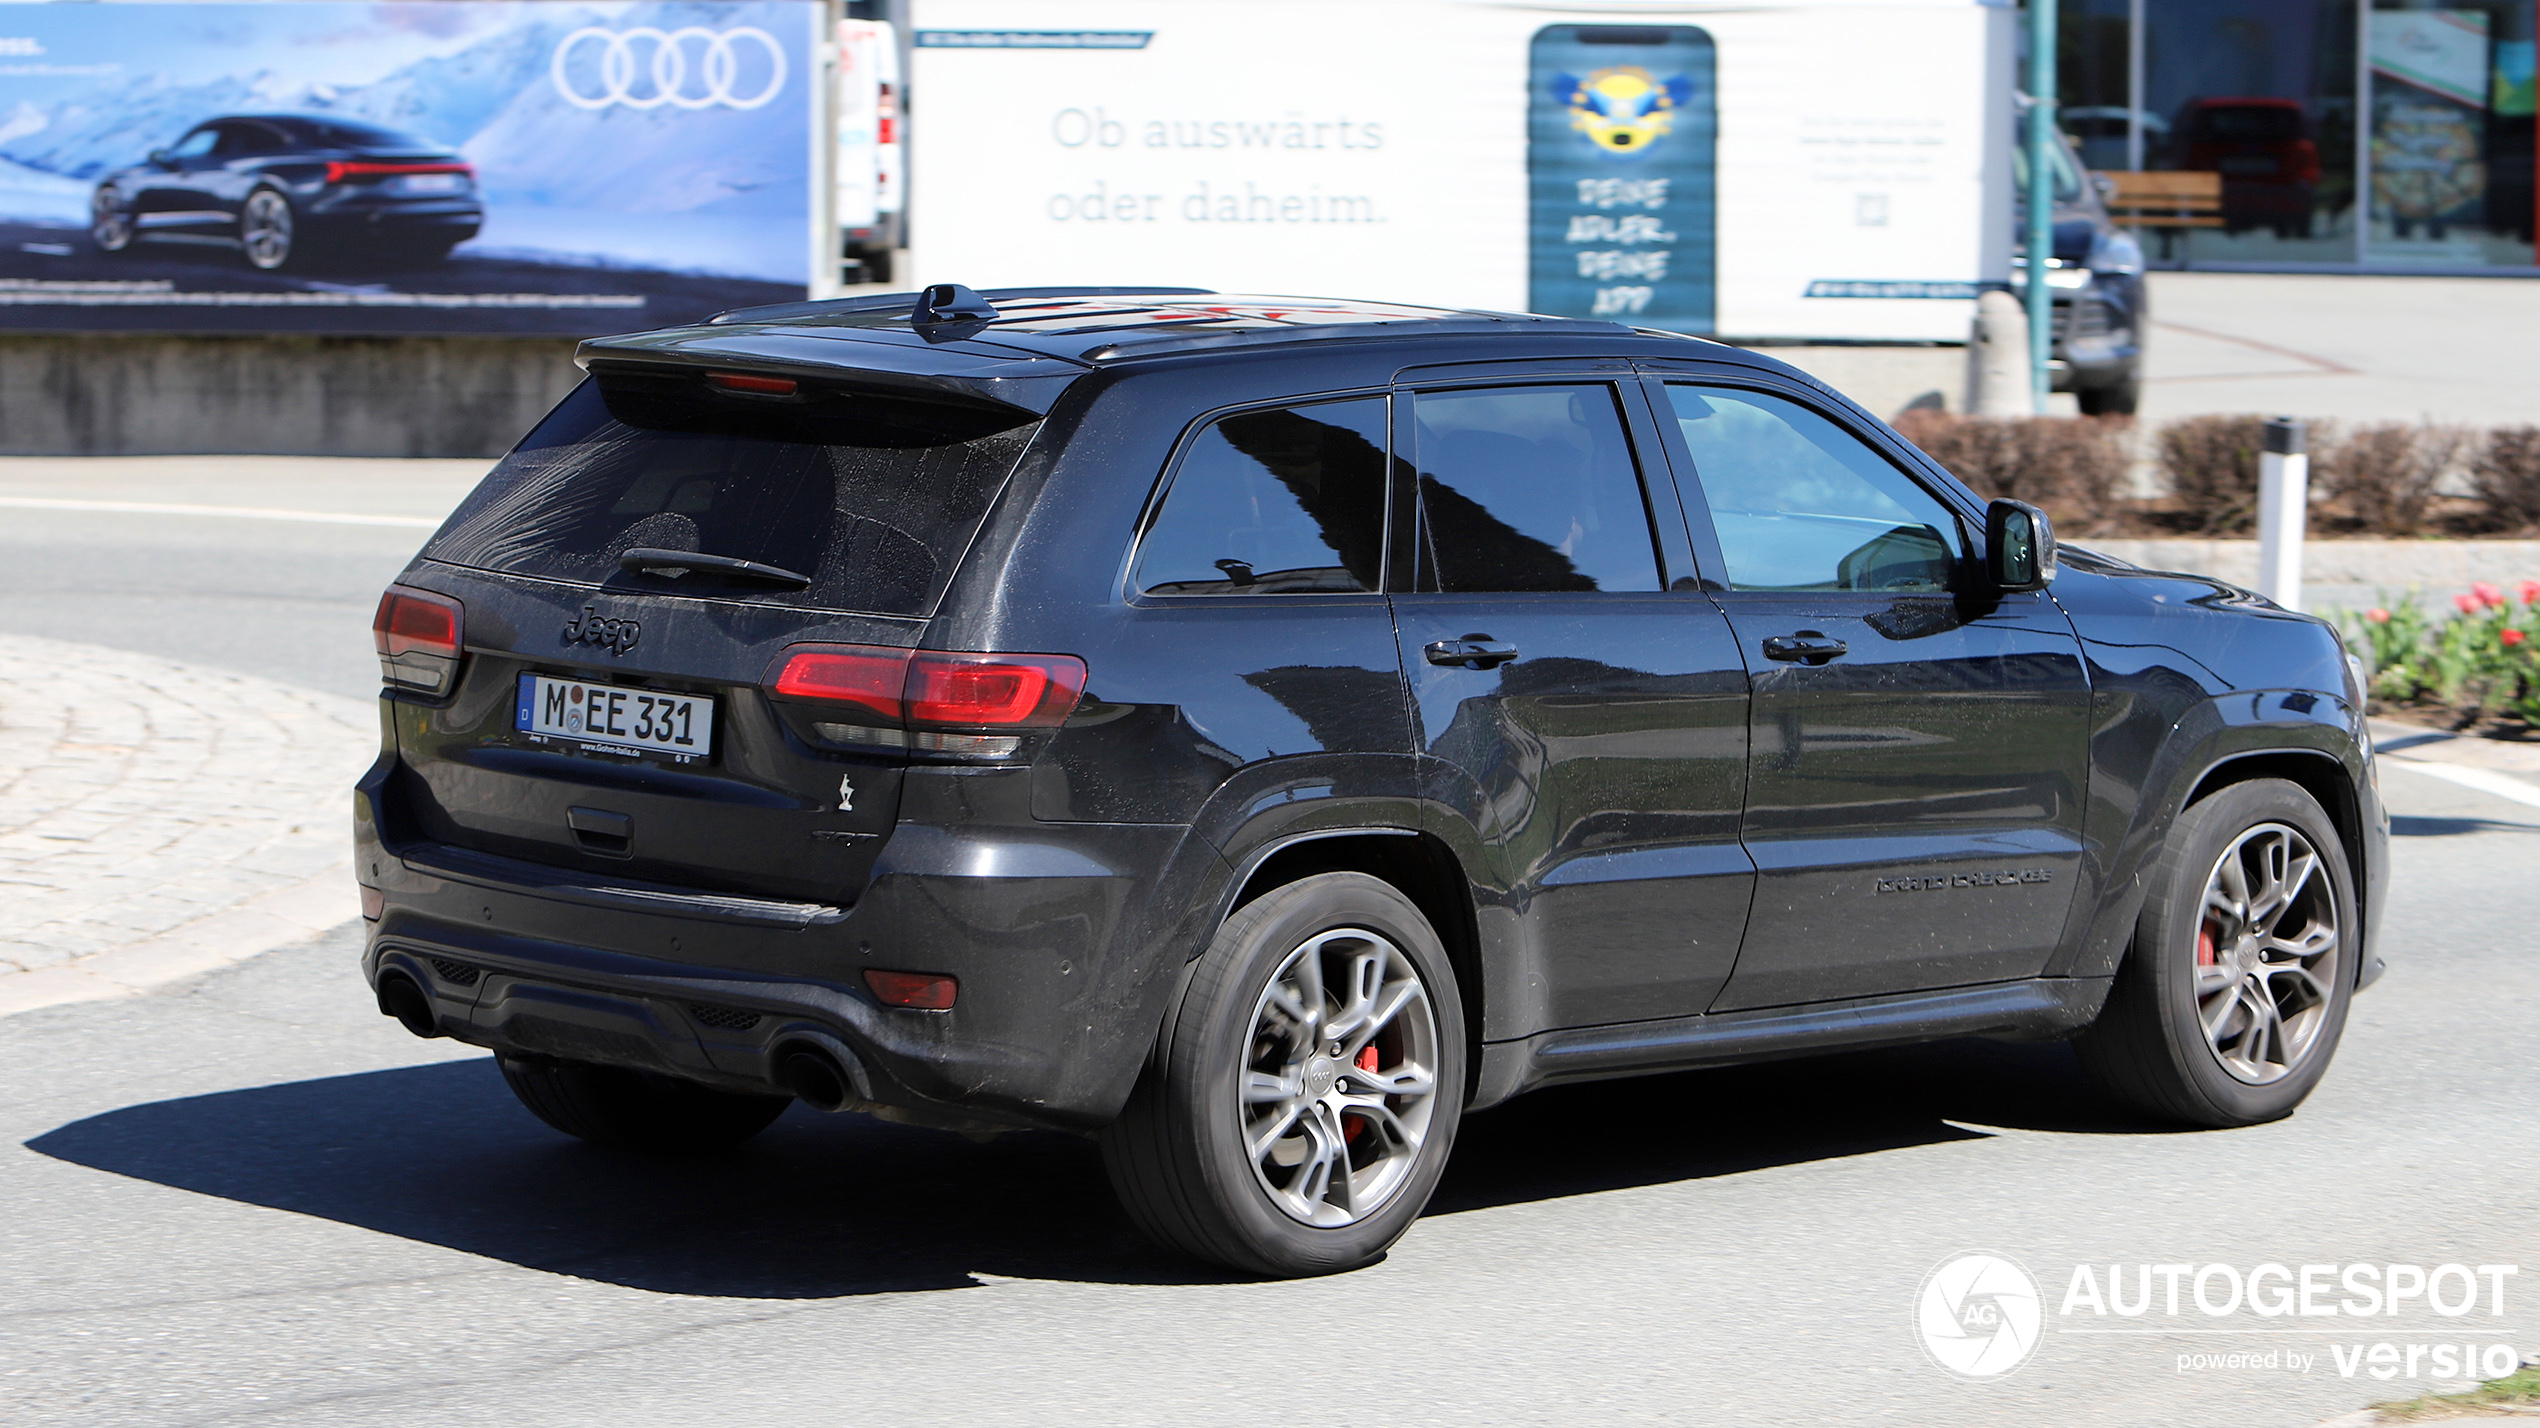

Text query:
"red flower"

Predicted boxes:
[[2366, 607, 2391, 624], [2522, 579, 2540, 606], [2474, 581, 2504, 608], [2456, 593, 2480, 614], [2507, 628, 2530, 648]]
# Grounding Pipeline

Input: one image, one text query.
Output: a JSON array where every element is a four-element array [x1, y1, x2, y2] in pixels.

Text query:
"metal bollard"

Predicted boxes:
[[2255, 416, 2308, 610]]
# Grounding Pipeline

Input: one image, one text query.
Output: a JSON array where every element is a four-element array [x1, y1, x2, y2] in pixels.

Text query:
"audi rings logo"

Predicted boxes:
[[1916, 1252, 2043, 1379], [550, 27, 787, 111]]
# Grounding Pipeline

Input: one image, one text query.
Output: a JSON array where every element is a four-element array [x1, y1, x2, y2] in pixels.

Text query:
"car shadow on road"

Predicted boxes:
[[26, 1036, 2148, 1299]]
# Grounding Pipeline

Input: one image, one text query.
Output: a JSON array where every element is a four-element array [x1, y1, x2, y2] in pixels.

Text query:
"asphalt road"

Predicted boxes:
[[2, 472, 2535, 1427]]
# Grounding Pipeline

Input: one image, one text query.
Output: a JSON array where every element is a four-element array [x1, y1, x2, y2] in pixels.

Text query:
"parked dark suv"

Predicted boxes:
[[361, 286, 2385, 1277], [92, 114, 482, 271]]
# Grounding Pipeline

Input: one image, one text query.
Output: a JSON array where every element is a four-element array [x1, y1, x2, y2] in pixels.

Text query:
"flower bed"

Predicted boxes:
[[2337, 581, 2540, 733]]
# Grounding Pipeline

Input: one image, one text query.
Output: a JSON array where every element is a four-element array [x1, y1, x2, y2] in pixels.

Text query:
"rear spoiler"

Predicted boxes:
[[576, 324, 1087, 423]]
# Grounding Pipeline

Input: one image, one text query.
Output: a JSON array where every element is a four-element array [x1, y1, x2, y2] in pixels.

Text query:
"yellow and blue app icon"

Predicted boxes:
[[1529, 25, 1715, 332]]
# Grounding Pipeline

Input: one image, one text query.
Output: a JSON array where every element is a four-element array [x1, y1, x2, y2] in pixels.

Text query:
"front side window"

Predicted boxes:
[[166, 128, 218, 160], [1664, 384, 1964, 593], [1133, 397, 1389, 595], [1410, 384, 1661, 594]]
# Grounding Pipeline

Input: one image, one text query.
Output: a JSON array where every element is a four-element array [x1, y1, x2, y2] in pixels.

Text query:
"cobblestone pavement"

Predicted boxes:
[[0, 631, 373, 1014]]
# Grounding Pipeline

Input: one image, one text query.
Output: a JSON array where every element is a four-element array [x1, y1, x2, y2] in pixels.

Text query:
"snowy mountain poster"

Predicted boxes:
[[0, 2, 816, 334]]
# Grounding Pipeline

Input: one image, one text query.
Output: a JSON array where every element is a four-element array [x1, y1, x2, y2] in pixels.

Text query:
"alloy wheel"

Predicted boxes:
[[90, 189, 131, 251], [240, 190, 293, 270], [2193, 822, 2341, 1084], [1241, 926, 1442, 1227]]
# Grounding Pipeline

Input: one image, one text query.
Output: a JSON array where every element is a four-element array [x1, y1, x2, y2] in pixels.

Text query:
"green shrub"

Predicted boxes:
[[1893, 410, 2130, 536], [2471, 425, 2540, 534], [2317, 422, 2466, 536], [2155, 415, 2269, 534]]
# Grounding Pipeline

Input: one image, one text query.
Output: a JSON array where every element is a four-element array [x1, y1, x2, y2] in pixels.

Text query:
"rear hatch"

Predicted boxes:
[[383, 328, 1079, 905]]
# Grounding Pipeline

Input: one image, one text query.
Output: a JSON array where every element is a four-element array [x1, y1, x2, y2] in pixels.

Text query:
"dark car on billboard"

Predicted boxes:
[[2177, 97, 2322, 239], [89, 114, 484, 271]]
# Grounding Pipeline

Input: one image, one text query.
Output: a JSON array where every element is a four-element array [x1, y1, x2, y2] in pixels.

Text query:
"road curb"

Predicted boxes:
[[0, 860, 357, 1018]]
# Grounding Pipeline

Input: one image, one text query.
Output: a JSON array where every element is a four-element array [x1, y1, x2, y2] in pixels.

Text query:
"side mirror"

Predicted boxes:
[[1986, 499, 2057, 592], [148, 149, 171, 167]]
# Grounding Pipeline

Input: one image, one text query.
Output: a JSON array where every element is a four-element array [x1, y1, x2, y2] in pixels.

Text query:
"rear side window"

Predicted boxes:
[[426, 381, 1038, 617], [1133, 397, 1389, 595], [1410, 384, 1661, 594]]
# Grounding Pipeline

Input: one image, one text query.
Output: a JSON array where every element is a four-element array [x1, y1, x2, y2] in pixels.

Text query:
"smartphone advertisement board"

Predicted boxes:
[[0, 1, 819, 335], [907, 0, 2011, 342]]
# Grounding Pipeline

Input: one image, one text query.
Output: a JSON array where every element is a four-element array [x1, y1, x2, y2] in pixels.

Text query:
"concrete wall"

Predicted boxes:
[[0, 331, 1971, 457], [0, 335, 583, 458]]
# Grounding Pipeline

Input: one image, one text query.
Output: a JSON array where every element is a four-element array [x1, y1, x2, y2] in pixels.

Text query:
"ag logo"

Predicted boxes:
[[562, 604, 640, 655], [1916, 1252, 2042, 1379], [1551, 66, 1696, 158]]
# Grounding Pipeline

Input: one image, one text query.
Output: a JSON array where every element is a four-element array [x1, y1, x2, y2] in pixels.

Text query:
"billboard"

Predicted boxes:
[[0, 1, 819, 335], [907, 0, 2012, 342]]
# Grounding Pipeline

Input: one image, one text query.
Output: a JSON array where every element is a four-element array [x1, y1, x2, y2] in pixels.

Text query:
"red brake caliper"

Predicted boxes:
[[1343, 1044, 1380, 1144], [2197, 921, 2219, 966]]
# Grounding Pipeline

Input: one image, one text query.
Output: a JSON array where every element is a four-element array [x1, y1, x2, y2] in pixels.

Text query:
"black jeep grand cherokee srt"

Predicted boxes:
[[361, 286, 2385, 1277]]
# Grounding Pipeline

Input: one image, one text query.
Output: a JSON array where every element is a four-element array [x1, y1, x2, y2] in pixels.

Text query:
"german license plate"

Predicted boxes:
[[515, 674, 713, 764], [395, 172, 464, 194]]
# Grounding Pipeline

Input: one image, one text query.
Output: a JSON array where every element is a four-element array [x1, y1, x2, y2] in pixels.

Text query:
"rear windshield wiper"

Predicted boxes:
[[618, 547, 812, 590]]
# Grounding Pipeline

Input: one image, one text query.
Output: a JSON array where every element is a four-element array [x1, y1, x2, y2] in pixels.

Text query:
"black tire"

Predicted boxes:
[[499, 1056, 791, 1154], [2077, 778, 2356, 1127], [238, 186, 296, 272], [90, 186, 133, 254], [1100, 871, 1467, 1278], [2078, 376, 2140, 416]]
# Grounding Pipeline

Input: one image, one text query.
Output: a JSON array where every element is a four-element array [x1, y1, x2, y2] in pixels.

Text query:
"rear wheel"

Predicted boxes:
[[499, 1056, 790, 1154], [1101, 872, 1466, 1277], [239, 187, 295, 271], [2078, 375, 2139, 416], [2077, 778, 2354, 1126]]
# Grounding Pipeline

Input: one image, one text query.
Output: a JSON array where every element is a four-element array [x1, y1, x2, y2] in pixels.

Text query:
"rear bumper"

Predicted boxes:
[[356, 757, 1220, 1132]]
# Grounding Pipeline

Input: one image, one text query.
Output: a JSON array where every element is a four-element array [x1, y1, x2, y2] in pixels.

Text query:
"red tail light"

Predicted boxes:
[[373, 585, 464, 695], [905, 652, 1086, 727], [864, 969, 957, 1010], [764, 644, 1087, 756], [324, 160, 473, 184], [770, 646, 908, 719], [706, 370, 798, 395]]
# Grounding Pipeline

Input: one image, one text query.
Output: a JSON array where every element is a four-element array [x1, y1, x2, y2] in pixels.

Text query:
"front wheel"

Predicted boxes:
[[239, 187, 295, 271], [2077, 778, 2355, 1127], [90, 187, 133, 253], [499, 1056, 791, 1154], [1101, 871, 1466, 1277]]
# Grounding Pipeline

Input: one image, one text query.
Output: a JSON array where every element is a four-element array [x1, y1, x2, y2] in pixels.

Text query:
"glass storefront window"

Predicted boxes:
[[2366, 0, 2537, 266], [2142, 0, 2361, 264], [2053, 0, 2538, 270]]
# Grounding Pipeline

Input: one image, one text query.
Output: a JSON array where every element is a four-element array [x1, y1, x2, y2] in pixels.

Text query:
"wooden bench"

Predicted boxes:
[[2096, 170, 2223, 260]]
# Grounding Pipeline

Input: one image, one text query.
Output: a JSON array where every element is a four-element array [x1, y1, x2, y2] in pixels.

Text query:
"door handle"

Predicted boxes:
[[1424, 635, 1520, 669], [1761, 632, 1849, 665]]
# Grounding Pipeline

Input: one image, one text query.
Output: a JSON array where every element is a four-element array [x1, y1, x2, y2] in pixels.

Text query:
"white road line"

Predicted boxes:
[[0, 495, 441, 528], [2378, 756, 2540, 811]]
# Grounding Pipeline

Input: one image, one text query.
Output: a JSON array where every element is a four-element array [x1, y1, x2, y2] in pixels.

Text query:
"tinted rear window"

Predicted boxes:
[[425, 381, 1038, 617]]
